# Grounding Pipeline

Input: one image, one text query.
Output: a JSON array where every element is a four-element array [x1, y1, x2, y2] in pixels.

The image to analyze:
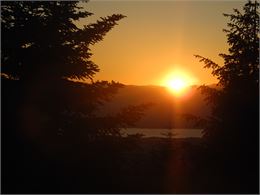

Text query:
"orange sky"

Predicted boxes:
[[77, 1, 244, 86]]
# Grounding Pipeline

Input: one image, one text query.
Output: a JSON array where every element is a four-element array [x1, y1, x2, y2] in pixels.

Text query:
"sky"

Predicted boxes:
[[77, 0, 245, 86]]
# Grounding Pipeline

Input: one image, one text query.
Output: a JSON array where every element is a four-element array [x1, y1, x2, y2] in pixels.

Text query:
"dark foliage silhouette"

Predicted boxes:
[[2, 1, 123, 81], [1, 1, 150, 193], [194, 1, 259, 193]]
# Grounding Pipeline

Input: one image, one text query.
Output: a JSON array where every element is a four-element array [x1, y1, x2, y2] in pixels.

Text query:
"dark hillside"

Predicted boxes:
[[97, 85, 211, 128]]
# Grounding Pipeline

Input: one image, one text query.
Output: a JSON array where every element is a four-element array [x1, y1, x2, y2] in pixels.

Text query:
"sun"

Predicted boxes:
[[160, 68, 197, 96], [167, 78, 187, 92]]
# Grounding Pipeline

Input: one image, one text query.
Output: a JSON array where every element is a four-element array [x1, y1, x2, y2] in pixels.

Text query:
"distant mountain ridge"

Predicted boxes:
[[98, 84, 212, 128]]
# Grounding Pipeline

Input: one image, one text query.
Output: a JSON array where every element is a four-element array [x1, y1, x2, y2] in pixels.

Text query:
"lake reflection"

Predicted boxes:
[[123, 128, 203, 138]]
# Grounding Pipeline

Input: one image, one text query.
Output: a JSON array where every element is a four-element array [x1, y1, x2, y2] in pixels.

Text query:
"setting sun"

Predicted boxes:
[[167, 78, 187, 92], [160, 68, 198, 96]]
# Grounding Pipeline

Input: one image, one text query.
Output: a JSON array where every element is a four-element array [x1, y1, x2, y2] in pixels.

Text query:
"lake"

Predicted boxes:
[[123, 128, 203, 138]]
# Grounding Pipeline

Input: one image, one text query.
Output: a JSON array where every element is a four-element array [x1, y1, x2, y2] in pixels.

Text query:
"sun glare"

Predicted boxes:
[[167, 78, 187, 92], [161, 68, 198, 96]]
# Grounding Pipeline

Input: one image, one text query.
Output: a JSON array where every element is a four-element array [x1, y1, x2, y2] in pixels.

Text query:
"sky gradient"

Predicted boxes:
[[77, 1, 244, 86]]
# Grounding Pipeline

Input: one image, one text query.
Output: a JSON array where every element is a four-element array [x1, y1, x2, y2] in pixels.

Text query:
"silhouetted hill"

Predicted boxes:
[[97, 85, 212, 128]]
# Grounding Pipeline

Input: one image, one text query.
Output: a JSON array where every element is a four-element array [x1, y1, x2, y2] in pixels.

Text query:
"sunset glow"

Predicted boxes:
[[161, 69, 197, 96], [79, 1, 244, 86], [167, 78, 187, 93]]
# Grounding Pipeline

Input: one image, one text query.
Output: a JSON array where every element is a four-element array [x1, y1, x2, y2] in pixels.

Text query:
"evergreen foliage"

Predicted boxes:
[[195, 1, 259, 141], [1, 1, 149, 140], [195, 1, 259, 192], [1, 1, 125, 81]]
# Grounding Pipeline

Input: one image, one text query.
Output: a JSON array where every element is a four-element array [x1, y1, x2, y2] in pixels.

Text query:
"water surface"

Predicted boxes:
[[123, 128, 203, 138]]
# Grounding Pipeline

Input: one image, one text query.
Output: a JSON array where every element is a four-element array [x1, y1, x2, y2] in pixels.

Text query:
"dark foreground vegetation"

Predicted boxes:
[[2, 126, 257, 194], [1, 1, 259, 194]]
